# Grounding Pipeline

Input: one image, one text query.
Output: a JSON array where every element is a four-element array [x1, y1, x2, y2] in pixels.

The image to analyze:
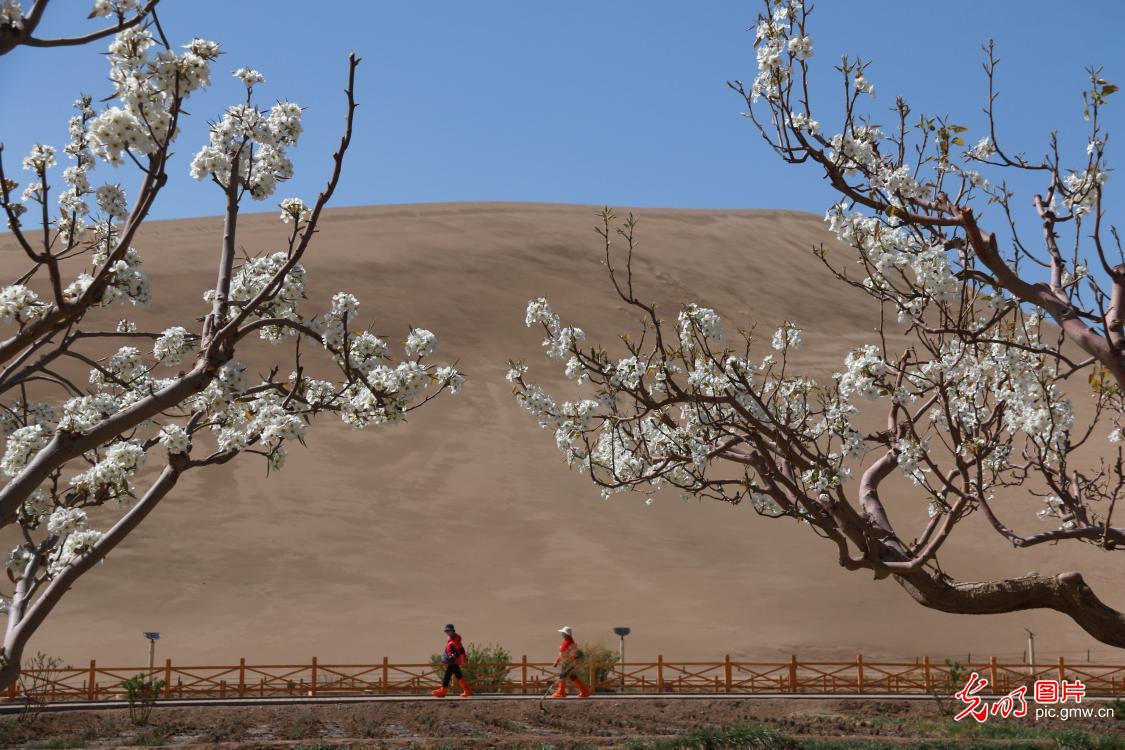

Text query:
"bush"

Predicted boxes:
[[575, 642, 620, 687], [17, 651, 63, 726], [429, 642, 513, 692], [121, 674, 165, 726], [930, 658, 965, 716]]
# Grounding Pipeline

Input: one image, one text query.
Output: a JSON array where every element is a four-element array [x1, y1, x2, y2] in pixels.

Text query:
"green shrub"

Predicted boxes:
[[929, 658, 964, 716], [429, 642, 512, 691], [121, 673, 165, 725], [575, 642, 620, 687]]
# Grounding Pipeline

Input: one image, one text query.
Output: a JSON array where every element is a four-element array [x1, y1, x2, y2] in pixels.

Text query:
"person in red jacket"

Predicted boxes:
[[551, 626, 592, 698], [432, 623, 472, 698]]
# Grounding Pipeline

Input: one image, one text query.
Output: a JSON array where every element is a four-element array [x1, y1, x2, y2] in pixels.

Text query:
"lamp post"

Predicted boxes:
[[1025, 628, 1036, 679], [143, 632, 160, 677], [613, 627, 630, 689]]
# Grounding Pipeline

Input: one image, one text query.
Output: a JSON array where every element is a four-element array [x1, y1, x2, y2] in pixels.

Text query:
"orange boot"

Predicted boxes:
[[431, 686, 447, 698], [459, 678, 473, 698], [575, 678, 592, 698], [550, 680, 567, 699]]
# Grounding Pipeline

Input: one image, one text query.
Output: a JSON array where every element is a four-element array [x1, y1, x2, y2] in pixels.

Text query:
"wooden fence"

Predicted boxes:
[[6, 655, 1125, 703]]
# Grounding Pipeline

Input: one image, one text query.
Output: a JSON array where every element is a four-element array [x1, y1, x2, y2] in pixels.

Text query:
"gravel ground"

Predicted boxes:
[[0, 696, 1121, 749]]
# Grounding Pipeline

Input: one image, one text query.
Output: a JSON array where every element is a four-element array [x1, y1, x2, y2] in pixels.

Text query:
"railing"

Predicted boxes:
[[6, 655, 1125, 703]]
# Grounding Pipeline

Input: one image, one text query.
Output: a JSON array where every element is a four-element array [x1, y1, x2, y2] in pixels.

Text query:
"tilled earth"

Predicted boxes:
[[0, 697, 1121, 749]]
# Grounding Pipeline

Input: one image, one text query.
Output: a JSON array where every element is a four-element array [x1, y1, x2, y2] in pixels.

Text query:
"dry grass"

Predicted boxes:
[[0, 697, 1121, 749]]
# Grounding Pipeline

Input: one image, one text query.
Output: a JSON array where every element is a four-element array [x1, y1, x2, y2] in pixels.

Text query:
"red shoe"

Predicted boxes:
[[550, 681, 567, 699], [459, 678, 473, 698], [431, 687, 447, 698], [575, 678, 593, 698]]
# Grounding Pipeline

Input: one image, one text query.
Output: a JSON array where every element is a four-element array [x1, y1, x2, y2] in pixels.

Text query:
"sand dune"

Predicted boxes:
[[2, 202, 1123, 668]]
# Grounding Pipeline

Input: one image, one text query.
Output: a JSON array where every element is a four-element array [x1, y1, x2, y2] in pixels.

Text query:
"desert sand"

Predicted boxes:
[[1, 202, 1122, 669]]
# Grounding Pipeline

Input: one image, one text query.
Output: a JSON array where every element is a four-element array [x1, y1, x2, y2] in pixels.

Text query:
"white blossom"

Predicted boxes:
[[233, 67, 266, 88], [153, 326, 192, 365], [0, 0, 23, 28], [279, 197, 310, 224], [2, 425, 49, 477], [771, 322, 802, 351], [404, 328, 437, 358], [0, 285, 44, 324], [158, 424, 190, 454]]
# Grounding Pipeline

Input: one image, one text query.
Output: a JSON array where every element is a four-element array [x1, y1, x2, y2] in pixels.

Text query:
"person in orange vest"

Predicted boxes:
[[431, 623, 472, 698], [551, 626, 592, 698]]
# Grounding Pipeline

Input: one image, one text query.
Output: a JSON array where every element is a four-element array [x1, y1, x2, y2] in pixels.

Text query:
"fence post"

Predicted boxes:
[[788, 655, 798, 693], [239, 658, 246, 697], [311, 657, 318, 696], [724, 655, 732, 693], [164, 658, 172, 698], [588, 659, 596, 694], [922, 656, 931, 692], [657, 655, 664, 693], [1058, 656, 1066, 682], [382, 656, 389, 694], [87, 660, 96, 700], [521, 655, 528, 695], [856, 655, 864, 693], [989, 656, 998, 689], [6, 673, 15, 701]]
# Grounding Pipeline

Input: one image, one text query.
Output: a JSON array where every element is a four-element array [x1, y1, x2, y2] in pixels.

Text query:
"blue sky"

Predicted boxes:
[[1, 1, 1122, 221]]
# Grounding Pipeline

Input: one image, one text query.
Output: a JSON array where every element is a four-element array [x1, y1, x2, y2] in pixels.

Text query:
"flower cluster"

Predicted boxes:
[[157, 424, 190, 455], [279, 197, 310, 224], [90, 0, 141, 17], [203, 252, 305, 339], [189, 80, 304, 199], [153, 326, 193, 365], [0, 0, 23, 29], [233, 67, 265, 88], [68, 440, 146, 502], [88, 28, 219, 166], [517, 296, 831, 501], [1, 425, 48, 477], [0, 285, 44, 325]]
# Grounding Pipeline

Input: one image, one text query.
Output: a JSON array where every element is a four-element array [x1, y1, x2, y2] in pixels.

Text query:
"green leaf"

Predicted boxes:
[[1103, 83, 1119, 96], [949, 125, 969, 133]]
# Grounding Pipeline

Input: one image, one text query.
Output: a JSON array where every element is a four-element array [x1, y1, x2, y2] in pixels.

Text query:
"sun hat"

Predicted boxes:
[[558, 626, 573, 636]]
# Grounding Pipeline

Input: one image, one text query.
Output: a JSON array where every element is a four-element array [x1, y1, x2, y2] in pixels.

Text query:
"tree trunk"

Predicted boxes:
[[0, 646, 22, 695], [896, 568, 1125, 648]]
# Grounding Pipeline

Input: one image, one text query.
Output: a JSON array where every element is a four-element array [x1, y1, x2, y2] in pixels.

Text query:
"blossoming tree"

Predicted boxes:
[[510, 0, 1125, 645], [0, 4, 462, 687]]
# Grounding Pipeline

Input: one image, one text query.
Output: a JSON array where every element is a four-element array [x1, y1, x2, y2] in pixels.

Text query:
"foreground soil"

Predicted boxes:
[[0, 697, 1122, 749]]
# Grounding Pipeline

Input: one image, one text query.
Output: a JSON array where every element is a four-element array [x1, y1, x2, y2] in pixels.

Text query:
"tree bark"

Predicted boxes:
[[0, 462, 183, 692], [896, 568, 1125, 647]]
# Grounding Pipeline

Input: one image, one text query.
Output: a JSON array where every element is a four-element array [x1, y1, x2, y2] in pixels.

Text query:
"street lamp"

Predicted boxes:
[[612, 629, 630, 670], [143, 632, 160, 676], [616, 629, 634, 692]]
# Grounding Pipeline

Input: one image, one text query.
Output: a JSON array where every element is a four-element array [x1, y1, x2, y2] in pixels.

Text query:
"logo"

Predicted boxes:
[[952, 673, 1109, 722]]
